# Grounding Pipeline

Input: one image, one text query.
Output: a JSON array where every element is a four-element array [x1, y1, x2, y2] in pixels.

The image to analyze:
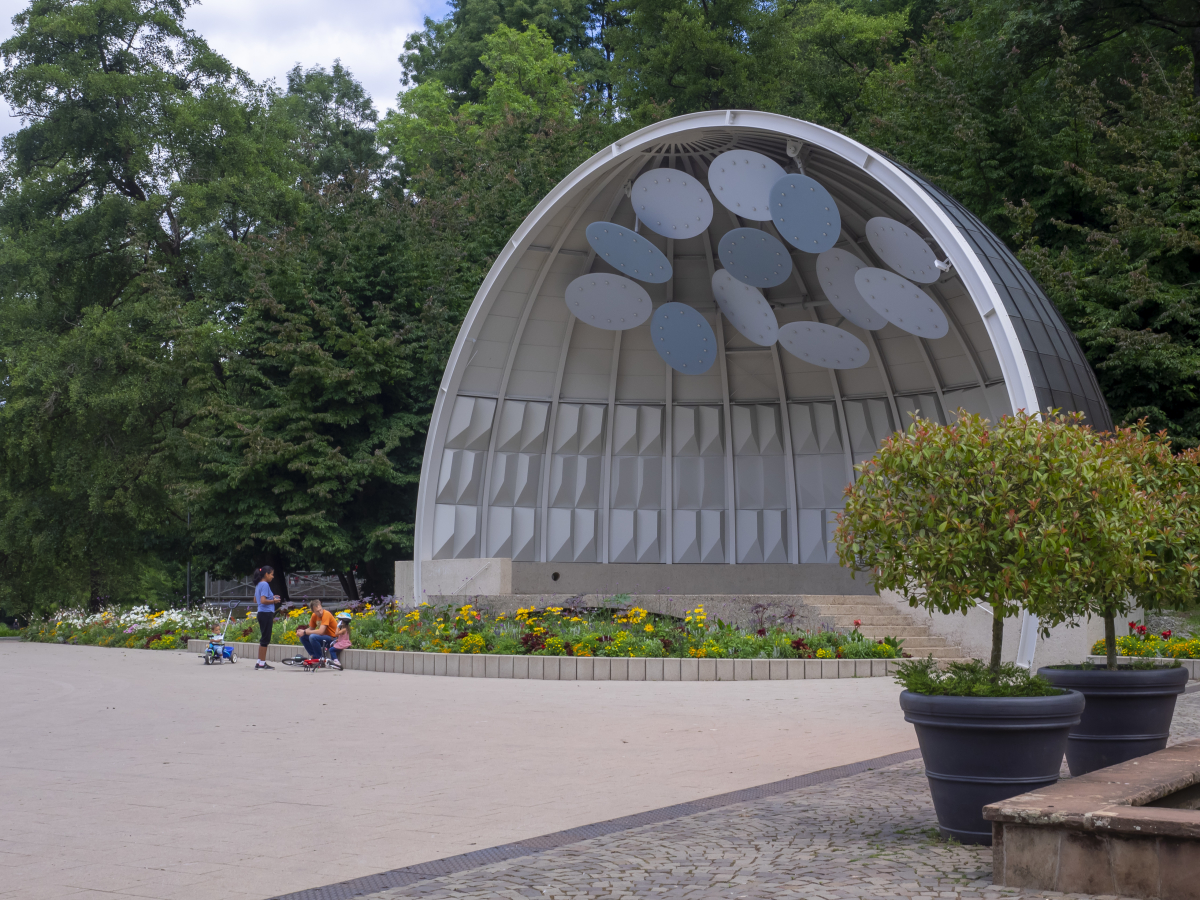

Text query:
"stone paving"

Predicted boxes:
[[349, 691, 1200, 900]]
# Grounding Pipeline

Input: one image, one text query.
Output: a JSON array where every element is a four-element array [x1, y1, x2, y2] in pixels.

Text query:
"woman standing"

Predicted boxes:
[[253, 566, 280, 670]]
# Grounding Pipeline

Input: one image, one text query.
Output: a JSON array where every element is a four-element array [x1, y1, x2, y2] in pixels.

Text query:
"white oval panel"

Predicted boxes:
[[564, 274, 652, 331], [652, 302, 717, 374], [711, 270, 778, 346], [770, 174, 840, 253], [853, 268, 949, 338], [814, 249, 886, 331], [717, 227, 793, 288], [585, 222, 672, 283], [865, 217, 941, 284], [707, 150, 786, 221], [632, 170, 714, 238], [778, 321, 870, 370]]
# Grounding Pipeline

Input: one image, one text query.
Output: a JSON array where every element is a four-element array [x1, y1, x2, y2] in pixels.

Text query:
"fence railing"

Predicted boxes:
[[204, 572, 362, 602]]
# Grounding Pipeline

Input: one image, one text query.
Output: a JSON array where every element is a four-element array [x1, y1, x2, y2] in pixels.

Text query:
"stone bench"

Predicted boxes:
[[985, 737, 1200, 899]]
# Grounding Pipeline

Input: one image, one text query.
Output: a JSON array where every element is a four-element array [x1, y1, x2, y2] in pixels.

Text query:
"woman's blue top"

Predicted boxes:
[[254, 580, 275, 613]]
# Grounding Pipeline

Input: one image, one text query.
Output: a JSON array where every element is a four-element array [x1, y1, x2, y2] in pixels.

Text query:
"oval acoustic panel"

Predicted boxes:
[[865, 217, 941, 284], [707, 150, 786, 221], [652, 302, 717, 374], [632, 170, 714, 238], [853, 268, 949, 338], [770, 174, 840, 254], [564, 274, 652, 330], [778, 321, 870, 369], [585, 222, 672, 283], [814, 249, 886, 331], [717, 227, 793, 288], [711, 270, 778, 346]]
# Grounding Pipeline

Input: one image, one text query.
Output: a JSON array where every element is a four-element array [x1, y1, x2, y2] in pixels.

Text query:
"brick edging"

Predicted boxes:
[[185, 640, 899, 680]]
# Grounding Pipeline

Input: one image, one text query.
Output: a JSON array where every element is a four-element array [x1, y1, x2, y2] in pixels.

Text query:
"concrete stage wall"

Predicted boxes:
[[395, 558, 875, 605]]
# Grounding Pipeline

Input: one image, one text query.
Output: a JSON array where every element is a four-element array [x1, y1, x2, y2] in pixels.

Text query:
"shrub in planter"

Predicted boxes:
[[836, 410, 1138, 844], [1037, 427, 1200, 774]]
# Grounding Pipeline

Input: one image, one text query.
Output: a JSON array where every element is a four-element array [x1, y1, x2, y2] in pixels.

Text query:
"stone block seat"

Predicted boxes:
[[986, 737, 1200, 899]]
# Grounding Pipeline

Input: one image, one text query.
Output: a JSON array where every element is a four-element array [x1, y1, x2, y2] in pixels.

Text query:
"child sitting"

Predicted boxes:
[[330, 612, 352, 670]]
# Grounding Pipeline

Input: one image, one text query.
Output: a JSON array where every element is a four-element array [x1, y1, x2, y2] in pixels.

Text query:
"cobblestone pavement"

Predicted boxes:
[[344, 692, 1200, 900]]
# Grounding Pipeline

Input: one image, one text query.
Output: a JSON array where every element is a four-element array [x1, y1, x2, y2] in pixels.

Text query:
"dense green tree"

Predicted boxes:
[[185, 177, 429, 601], [0, 0, 299, 615], [400, 0, 618, 103], [279, 60, 384, 185]]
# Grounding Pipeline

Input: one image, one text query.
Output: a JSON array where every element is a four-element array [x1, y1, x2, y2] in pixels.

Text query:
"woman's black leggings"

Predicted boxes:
[[256, 611, 274, 647]]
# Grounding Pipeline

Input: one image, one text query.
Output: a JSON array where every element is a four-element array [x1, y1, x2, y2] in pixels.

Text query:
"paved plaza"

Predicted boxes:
[[4, 641, 1197, 900], [0, 641, 913, 900]]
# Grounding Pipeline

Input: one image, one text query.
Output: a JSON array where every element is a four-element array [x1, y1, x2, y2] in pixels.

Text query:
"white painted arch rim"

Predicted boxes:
[[414, 111, 1109, 600]]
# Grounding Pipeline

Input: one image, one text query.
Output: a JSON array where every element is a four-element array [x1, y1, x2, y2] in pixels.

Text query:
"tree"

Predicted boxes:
[[279, 60, 384, 185], [186, 177, 429, 602], [836, 412, 1150, 675], [0, 0, 299, 615], [1093, 426, 1200, 667], [400, 0, 616, 103]]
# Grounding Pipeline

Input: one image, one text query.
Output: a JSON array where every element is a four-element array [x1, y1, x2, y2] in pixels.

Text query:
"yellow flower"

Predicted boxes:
[[644, 624, 654, 633]]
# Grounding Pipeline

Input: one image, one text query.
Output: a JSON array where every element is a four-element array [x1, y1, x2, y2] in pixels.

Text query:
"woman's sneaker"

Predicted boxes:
[[330, 660, 342, 670], [255, 661, 274, 670]]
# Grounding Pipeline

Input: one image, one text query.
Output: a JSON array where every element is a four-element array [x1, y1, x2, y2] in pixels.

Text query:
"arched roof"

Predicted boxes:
[[413, 111, 1110, 592]]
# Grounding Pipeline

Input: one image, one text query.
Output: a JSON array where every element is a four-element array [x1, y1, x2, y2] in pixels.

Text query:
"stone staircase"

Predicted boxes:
[[802, 594, 971, 662]]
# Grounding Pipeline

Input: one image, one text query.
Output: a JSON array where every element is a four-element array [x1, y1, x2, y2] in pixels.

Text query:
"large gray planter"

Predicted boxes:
[[1038, 664, 1188, 776], [899, 689, 1085, 845]]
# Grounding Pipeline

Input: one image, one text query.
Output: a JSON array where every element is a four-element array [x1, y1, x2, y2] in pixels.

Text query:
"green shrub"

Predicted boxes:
[[895, 658, 1061, 697]]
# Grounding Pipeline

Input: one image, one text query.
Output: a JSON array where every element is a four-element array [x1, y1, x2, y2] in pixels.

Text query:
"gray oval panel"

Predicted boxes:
[[853, 268, 949, 338], [778, 321, 870, 370], [632, 170, 714, 238], [814, 248, 886, 331], [564, 274, 653, 331], [708, 150, 786, 221], [865, 217, 941, 284], [770, 174, 840, 253], [711, 270, 778, 346], [585, 222, 672, 283], [652, 302, 717, 374], [717, 227, 793, 288]]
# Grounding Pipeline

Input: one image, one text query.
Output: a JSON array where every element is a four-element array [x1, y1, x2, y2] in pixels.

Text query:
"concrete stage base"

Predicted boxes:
[[396, 559, 875, 605]]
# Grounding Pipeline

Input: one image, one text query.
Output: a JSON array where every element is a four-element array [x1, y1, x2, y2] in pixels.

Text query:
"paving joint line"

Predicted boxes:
[[267, 747, 922, 900]]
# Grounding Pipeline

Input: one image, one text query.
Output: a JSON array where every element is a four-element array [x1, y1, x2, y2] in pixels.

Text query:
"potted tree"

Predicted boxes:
[[836, 410, 1142, 845], [1037, 426, 1200, 775]]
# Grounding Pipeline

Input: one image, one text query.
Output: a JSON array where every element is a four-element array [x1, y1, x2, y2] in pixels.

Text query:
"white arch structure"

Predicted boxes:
[[412, 111, 1109, 599]]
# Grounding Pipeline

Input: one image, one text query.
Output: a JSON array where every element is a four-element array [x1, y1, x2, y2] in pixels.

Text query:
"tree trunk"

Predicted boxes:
[[1192, 26, 1200, 98], [267, 552, 290, 603], [990, 606, 1004, 675], [336, 570, 361, 605], [1105, 612, 1117, 671]]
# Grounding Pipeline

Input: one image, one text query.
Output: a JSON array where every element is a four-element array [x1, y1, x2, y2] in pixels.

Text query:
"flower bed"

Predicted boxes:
[[21, 605, 219, 650], [1090, 622, 1200, 659], [23, 600, 906, 661]]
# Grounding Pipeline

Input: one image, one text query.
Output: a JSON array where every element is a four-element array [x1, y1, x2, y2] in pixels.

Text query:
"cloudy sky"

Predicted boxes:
[[0, 0, 451, 136]]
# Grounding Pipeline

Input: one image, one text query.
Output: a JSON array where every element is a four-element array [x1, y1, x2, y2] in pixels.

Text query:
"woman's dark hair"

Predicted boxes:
[[252, 565, 274, 584]]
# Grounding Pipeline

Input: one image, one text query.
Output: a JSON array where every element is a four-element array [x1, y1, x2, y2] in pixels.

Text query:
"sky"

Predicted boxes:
[[0, 0, 451, 136]]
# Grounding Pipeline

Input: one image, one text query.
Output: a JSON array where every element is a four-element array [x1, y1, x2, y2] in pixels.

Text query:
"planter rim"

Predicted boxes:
[[1038, 664, 1188, 699], [900, 688, 1086, 722]]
